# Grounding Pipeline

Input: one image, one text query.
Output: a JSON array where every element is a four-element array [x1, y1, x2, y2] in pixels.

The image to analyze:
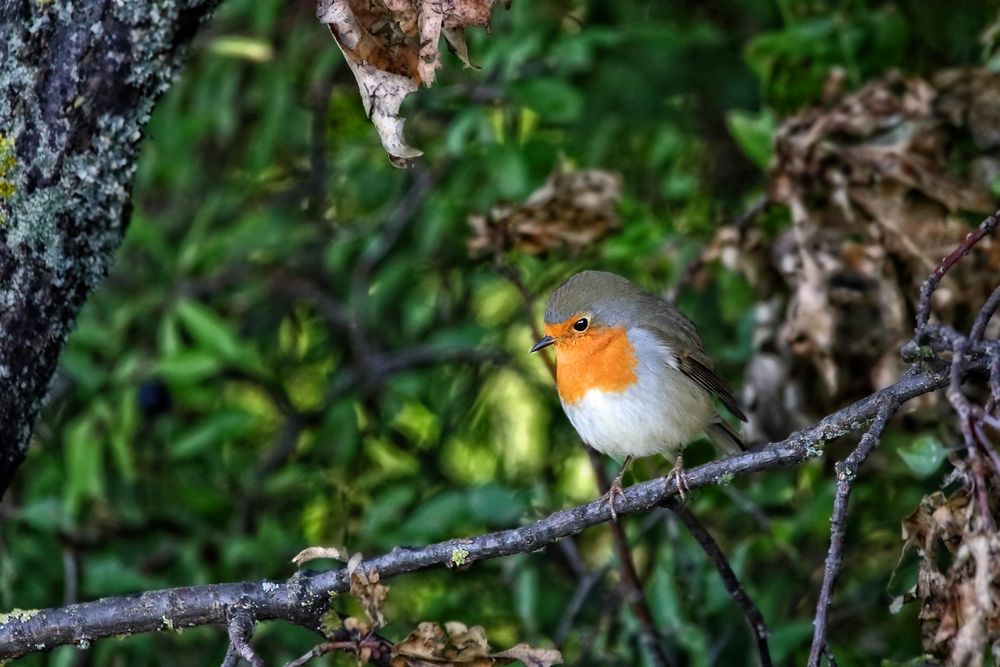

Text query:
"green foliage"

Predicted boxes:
[[4, 0, 996, 665]]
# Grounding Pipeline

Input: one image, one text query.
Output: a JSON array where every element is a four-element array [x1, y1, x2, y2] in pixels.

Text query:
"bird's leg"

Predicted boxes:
[[601, 455, 633, 522], [666, 453, 691, 502]]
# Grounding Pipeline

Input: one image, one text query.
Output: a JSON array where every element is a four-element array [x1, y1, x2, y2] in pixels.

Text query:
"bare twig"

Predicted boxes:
[[946, 339, 997, 532], [663, 499, 773, 667], [970, 284, 1000, 344], [915, 211, 999, 333], [553, 565, 608, 648], [221, 611, 262, 667], [807, 400, 898, 666], [0, 352, 964, 660], [589, 449, 673, 667], [989, 347, 1000, 408], [284, 641, 345, 667]]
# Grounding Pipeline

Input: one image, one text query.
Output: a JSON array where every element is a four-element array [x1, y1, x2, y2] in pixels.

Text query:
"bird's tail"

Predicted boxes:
[[706, 417, 745, 455]]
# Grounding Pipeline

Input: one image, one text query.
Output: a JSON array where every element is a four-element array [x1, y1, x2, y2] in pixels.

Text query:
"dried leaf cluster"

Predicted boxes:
[[712, 69, 1000, 438], [293, 545, 561, 666], [468, 168, 623, 257], [895, 483, 1000, 665], [393, 621, 562, 667], [317, 0, 508, 165]]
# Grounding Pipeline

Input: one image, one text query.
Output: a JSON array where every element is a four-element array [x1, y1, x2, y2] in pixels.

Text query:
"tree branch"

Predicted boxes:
[[0, 0, 220, 498], [664, 500, 773, 667], [0, 348, 968, 660], [806, 400, 899, 666], [221, 611, 263, 667]]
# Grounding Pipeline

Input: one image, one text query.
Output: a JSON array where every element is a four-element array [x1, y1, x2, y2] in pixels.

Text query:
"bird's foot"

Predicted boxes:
[[601, 476, 628, 522], [666, 454, 691, 502], [601, 456, 634, 522]]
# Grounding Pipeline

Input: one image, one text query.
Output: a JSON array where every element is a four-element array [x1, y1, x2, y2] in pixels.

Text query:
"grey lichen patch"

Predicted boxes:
[[804, 440, 825, 459], [0, 0, 220, 488]]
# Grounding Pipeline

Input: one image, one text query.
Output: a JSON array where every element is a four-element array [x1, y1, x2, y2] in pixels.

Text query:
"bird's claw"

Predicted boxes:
[[666, 455, 690, 502], [601, 477, 628, 522]]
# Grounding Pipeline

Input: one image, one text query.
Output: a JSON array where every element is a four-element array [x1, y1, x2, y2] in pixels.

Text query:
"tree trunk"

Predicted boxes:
[[0, 0, 218, 497]]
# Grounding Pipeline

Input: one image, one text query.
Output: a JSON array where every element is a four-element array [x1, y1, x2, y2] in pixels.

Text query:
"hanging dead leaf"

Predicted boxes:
[[350, 563, 389, 628], [468, 168, 623, 257], [317, 0, 508, 165]]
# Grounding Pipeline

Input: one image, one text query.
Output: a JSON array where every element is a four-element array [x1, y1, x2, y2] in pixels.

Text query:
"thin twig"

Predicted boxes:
[[221, 611, 262, 667], [989, 347, 1000, 409], [915, 211, 999, 333], [284, 641, 350, 667], [589, 449, 673, 667], [946, 339, 997, 531], [807, 400, 898, 666], [553, 566, 607, 648], [970, 284, 1000, 344], [663, 499, 773, 667]]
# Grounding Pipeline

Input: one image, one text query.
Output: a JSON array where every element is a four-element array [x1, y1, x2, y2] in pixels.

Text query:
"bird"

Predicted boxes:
[[530, 270, 747, 519]]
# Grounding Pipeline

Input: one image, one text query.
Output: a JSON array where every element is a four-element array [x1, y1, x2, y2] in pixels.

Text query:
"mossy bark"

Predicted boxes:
[[0, 0, 218, 496]]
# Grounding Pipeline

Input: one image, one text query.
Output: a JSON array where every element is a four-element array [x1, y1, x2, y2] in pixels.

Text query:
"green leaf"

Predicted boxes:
[[510, 78, 584, 124], [171, 410, 254, 459], [395, 491, 468, 543], [155, 349, 222, 384], [726, 108, 776, 170], [467, 484, 528, 525], [175, 298, 244, 362], [897, 434, 947, 478], [109, 391, 138, 482], [64, 417, 105, 517]]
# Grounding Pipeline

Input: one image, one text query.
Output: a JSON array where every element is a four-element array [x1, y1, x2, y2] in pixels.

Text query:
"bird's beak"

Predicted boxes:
[[530, 335, 556, 353]]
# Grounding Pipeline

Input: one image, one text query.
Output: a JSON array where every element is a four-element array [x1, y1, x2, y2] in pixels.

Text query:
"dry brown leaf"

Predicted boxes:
[[291, 545, 350, 566], [318, 0, 506, 165], [491, 643, 563, 667], [468, 168, 623, 257], [351, 564, 389, 628], [895, 488, 1000, 665], [392, 621, 562, 666], [714, 68, 1000, 437]]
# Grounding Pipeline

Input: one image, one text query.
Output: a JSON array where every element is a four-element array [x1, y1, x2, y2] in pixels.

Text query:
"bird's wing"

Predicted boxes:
[[640, 300, 748, 423], [677, 351, 747, 422]]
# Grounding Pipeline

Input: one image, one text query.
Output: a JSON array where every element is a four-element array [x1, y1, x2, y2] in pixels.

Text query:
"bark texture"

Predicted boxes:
[[0, 0, 218, 496]]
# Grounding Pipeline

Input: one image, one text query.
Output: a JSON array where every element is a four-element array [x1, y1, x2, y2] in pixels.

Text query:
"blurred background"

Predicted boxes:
[[3, 0, 1000, 664]]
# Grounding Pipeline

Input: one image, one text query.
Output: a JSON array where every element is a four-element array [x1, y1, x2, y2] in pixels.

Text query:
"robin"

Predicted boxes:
[[530, 270, 746, 519]]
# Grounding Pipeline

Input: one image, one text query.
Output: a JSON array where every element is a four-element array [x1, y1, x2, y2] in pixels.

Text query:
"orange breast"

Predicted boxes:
[[550, 326, 639, 405]]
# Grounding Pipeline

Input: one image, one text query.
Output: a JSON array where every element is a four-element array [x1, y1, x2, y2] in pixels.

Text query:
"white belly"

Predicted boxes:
[[561, 330, 713, 460]]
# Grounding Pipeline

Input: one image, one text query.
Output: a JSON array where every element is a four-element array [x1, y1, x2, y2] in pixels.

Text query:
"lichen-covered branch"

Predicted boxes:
[[0, 0, 220, 496], [0, 343, 972, 660]]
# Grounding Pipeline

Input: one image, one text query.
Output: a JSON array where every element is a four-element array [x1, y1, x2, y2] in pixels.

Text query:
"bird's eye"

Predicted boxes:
[[572, 318, 589, 332]]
